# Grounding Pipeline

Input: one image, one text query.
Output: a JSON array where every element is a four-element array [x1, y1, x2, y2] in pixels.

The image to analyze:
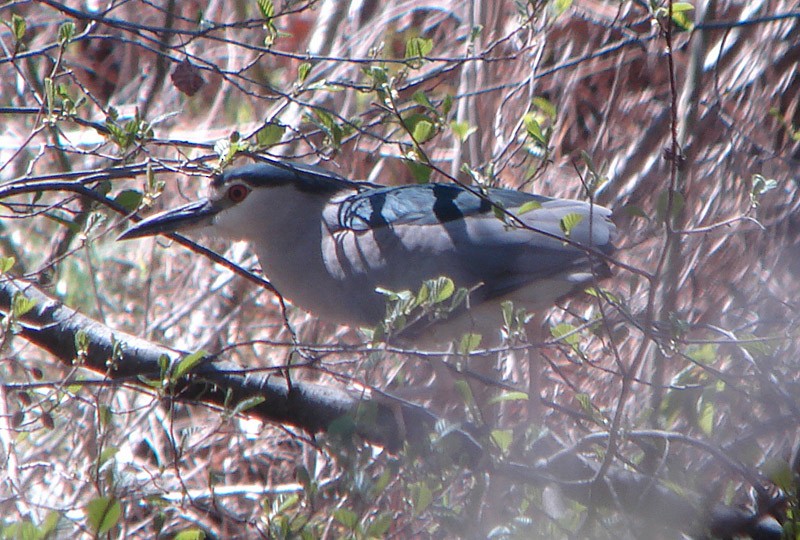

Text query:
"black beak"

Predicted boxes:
[[118, 199, 218, 240]]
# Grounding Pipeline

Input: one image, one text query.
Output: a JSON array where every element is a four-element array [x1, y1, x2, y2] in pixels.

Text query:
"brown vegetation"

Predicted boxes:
[[1, 0, 799, 538]]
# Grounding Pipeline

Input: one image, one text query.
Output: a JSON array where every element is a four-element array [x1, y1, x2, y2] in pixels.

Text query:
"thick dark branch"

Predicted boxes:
[[0, 277, 780, 538], [0, 277, 438, 451]]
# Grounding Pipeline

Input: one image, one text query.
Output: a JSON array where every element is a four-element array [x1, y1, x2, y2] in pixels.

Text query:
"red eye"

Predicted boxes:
[[227, 184, 250, 203]]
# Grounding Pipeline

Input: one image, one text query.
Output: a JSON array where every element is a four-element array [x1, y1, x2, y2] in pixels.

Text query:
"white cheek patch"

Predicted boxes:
[[212, 205, 249, 239]]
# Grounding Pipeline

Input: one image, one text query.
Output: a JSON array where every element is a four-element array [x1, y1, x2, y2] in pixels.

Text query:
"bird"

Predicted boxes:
[[119, 161, 616, 345]]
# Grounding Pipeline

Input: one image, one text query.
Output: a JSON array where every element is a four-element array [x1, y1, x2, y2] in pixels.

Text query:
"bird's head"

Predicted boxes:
[[118, 162, 355, 241]]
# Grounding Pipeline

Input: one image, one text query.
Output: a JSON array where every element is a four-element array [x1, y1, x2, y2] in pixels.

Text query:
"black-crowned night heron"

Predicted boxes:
[[120, 162, 615, 343]]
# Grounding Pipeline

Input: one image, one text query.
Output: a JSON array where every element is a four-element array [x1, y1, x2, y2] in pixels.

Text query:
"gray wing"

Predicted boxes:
[[339, 183, 551, 229], [325, 183, 615, 322]]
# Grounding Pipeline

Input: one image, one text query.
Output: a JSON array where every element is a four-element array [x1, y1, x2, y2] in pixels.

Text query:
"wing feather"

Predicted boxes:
[[331, 183, 614, 306]]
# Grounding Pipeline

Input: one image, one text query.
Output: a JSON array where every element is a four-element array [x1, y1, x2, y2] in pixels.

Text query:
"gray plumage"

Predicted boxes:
[[120, 162, 615, 342]]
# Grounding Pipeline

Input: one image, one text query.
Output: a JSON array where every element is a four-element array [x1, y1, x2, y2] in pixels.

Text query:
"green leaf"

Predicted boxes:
[[671, 2, 695, 12], [575, 393, 594, 416], [697, 398, 714, 436], [458, 333, 482, 355], [260, 0, 279, 47], [255, 123, 285, 148], [498, 299, 532, 335], [763, 458, 793, 491], [517, 200, 542, 215], [450, 120, 477, 142], [376, 286, 411, 302], [584, 287, 619, 304], [550, 323, 580, 347], [412, 90, 435, 110], [415, 281, 430, 306], [454, 379, 474, 405], [158, 354, 170, 376], [41, 511, 61, 537], [404, 159, 432, 183], [232, 395, 266, 416], [490, 429, 513, 454], [363, 65, 389, 87], [174, 528, 207, 540], [310, 109, 344, 147], [172, 350, 208, 381], [0, 256, 15, 274], [333, 508, 359, 530], [58, 21, 76, 45], [86, 496, 121, 535], [256, 0, 274, 18], [3, 521, 37, 540], [412, 119, 434, 143], [366, 513, 392, 537], [373, 470, 392, 494], [672, 10, 694, 31], [426, 276, 455, 303], [276, 493, 300, 513], [553, 0, 573, 16], [449, 286, 469, 312], [404, 37, 433, 60], [737, 333, 774, 359], [532, 96, 557, 119], [441, 94, 453, 117], [98, 404, 112, 427], [98, 446, 119, 467], [488, 391, 529, 405], [11, 13, 26, 42], [146, 165, 163, 194], [686, 343, 718, 364], [409, 482, 433, 515], [114, 189, 143, 212], [45, 77, 55, 118], [559, 212, 584, 237], [623, 204, 648, 220], [403, 112, 437, 145], [297, 62, 312, 83], [523, 113, 547, 145], [12, 292, 36, 318], [501, 300, 515, 328]]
